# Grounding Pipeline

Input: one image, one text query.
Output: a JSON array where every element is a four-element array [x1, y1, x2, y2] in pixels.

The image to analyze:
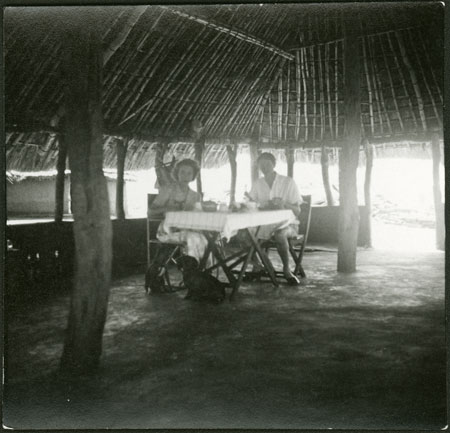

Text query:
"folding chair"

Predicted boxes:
[[261, 194, 312, 279], [146, 194, 183, 293]]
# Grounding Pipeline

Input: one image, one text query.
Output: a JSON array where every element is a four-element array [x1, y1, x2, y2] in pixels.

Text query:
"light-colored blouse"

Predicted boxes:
[[249, 172, 302, 208], [150, 184, 201, 218]]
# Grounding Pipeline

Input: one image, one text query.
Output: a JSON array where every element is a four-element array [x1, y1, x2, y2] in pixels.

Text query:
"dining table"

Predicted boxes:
[[162, 208, 296, 299]]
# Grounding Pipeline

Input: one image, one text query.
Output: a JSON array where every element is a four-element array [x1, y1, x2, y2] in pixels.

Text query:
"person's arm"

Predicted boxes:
[[272, 179, 302, 217], [284, 201, 301, 218], [149, 188, 171, 217], [270, 197, 301, 217], [182, 190, 201, 211], [286, 180, 302, 218]]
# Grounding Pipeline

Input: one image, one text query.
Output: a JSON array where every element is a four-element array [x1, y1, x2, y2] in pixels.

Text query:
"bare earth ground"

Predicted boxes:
[[4, 247, 446, 429]]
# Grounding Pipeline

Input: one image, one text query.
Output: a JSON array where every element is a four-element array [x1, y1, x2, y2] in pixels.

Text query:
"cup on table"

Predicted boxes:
[[218, 203, 228, 212], [246, 201, 258, 211]]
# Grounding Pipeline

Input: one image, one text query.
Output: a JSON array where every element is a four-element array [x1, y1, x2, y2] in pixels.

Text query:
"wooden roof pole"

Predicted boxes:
[[249, 131, 261, 187], [253, 58, 287, 143], [161, 7, 294, 61], [407, 28, 442, 128], [431, 133, 444, 250], [395, 31, 427, 131], [54, 136, 67, 223], [226, 141, 238, 206], [337, 14, 361, 273], [320, 143, 334, 206], [116, 138, 128, 220], [194, 138, 205, 196], [285, 145, 295, 178], [363, 138, 374, 247], [288, 25, 428, 51], [104, 6, 149, 64], [51, 6, 149, 128]]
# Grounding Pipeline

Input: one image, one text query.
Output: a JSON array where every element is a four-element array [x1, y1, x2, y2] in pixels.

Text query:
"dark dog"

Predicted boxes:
[[144, 263, 166, 294], [177, 255, 226, 303]]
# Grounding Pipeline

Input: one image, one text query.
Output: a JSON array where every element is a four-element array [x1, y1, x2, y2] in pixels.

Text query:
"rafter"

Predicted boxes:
[[160, 6, 294, 61]]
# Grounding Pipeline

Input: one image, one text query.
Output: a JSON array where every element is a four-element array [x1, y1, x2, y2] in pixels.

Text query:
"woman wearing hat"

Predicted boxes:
[[149, 158, 207, 261]]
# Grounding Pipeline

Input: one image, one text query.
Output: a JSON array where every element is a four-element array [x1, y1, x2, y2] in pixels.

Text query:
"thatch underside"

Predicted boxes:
[[5, 4, 443, 172], [6, 131, 442, 172]]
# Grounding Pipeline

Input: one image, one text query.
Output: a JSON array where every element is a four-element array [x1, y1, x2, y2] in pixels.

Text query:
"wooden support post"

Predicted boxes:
[[194, 137, 204, 195], [431, 133, 444, 250], [285, 145, 295, 178], [321, 143, 334, 206], [249, 136, 261, 187], [154, 140, 175, 189], [116, 138, 128, 220], [54, 136, 67, 223], [337, 20, 361, 273], [363, 138, 374, 247], [226, 143, 238, 206], [60, 13, 113, 375]]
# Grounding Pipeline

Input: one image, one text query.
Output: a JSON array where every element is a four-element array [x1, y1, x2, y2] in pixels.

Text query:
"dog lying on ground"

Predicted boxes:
[[177, 255, 226, 303]]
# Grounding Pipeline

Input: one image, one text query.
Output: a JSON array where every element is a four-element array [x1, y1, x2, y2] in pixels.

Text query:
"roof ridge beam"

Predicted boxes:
[[160, 6, 294, 61], [288, 24, 426, 50]]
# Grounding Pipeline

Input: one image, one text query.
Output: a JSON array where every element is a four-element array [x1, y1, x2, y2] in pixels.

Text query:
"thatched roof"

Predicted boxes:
[[5, 3, 444, 171]]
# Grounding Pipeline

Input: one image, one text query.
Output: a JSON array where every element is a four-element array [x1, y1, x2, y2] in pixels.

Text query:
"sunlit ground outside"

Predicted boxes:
[[125, 156, 443, 252]]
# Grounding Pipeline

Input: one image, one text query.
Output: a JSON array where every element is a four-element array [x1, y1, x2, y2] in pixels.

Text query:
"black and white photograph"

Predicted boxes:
[[3, 2, 446, 429]]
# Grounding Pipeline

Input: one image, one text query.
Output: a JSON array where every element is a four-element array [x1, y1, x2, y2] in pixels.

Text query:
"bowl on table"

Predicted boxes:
[[201, 201, 218, 212]]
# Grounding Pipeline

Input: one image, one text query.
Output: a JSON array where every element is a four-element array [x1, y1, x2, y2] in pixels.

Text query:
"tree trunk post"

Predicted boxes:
[[363, 138, 374, 247], [60, 12, 113, 376], [337, 21, 361, 273], [116, 138, 127, 220], [249, 138, 260, 187], [226, 143, 238, 206], [431, 133, 445, 250], [285, 145, 295, 178], [194, 138, 204, 196], [321, 143, 334, 206], [55, 136, 68, 223]]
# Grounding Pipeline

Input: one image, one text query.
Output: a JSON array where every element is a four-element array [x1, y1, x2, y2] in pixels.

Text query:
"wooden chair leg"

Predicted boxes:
[[295, 264, 306, 278], [164, 268, 173, 291], [162, 246, 181, 290], [289, 243, 306, 278]]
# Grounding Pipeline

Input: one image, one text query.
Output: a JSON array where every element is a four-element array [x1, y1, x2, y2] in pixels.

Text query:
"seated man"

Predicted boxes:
[[246, 152, 303, 285]]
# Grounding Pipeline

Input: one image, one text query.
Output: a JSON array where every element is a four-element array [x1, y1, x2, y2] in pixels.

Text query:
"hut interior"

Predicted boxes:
[[3, 2, 446, 430]]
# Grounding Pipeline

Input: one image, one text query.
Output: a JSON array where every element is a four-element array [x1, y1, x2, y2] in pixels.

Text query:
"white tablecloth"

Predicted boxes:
[[163, 209, 296, 240]]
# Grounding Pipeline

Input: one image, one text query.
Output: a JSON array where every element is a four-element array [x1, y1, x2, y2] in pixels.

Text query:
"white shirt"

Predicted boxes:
[[249, 172, 302, 207]]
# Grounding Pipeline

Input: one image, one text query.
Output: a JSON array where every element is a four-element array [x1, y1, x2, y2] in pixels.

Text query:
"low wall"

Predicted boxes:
[[308, 206, 370, 246], [6, 219, 148, 300], [7, 178, 71, 216], [7, 177, 133, 217]]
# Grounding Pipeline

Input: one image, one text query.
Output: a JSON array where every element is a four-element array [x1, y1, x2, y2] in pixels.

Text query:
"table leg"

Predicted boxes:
[[245, 228, 279, 287], [202, 232, 238, 288], [230, 244, 255, 300], [199, 238, 213, 270]]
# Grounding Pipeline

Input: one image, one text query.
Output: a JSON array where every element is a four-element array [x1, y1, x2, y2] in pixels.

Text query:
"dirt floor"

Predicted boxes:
[[4, 247, 447, 429]]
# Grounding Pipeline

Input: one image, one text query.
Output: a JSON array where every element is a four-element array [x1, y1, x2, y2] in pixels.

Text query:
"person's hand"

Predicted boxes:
[[148, 207, 166, 218], [167, 203, 182, 211], [270, 197, 284, 209]]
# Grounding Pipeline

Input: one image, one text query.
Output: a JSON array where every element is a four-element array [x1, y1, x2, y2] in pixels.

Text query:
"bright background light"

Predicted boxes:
[[125, 156, 444, 252]]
